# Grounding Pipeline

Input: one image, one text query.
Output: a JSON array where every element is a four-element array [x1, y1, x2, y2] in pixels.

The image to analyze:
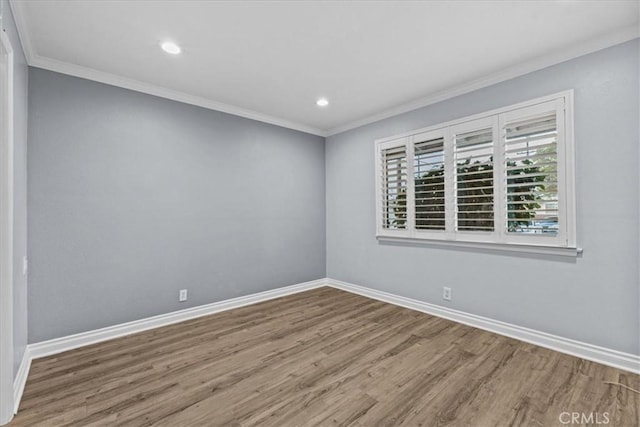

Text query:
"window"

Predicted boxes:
[[454, 121, 495, 233], [380, 143, 408, 231], [375, 91, 576, 253], [414, 134, 445, 231]]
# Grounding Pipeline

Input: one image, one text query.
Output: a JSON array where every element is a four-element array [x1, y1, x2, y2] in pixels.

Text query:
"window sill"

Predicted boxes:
[[376, 235, 582, 257]]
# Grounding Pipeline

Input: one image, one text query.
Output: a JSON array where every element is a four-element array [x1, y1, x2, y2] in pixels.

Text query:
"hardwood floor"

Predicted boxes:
[[11, 287, 639, 426]]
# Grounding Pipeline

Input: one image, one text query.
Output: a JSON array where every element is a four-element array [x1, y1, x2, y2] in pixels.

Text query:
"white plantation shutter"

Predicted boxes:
[[414, 136, 445, 230], [380, 143, 408, 230], [504, 111, 559, 236], [454, 127, 494, 232], [375, 92, 575, 252]]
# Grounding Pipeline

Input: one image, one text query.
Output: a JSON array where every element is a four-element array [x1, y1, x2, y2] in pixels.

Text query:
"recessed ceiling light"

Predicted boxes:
[[161, 41, 181, 55], [316, 98, 329, 107]]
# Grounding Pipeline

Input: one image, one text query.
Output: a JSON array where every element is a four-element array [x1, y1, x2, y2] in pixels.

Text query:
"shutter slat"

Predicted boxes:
[[458, 227, 495, 231], [507, 172, 556, 180], [507, 181, 557, 188], [456, 176, 496, 186], [508, 199, 558, 205], [506, 152, 557, 163], [504, 140, 557, 155], [506, 161, 557, 171], [458, 186, 494, 193]]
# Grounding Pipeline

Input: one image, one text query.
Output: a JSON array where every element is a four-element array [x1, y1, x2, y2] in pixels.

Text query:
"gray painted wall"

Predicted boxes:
[[2, 0, 29, 378], [28, 68, 326, 342], [326, 39, 639, 355]]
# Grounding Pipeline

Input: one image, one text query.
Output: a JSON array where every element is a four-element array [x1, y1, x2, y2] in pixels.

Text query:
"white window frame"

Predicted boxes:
[[375, 91, 578, 256]]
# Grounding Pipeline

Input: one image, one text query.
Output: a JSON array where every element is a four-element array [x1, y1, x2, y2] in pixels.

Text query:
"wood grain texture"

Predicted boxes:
[[11, 287, 639, 426]]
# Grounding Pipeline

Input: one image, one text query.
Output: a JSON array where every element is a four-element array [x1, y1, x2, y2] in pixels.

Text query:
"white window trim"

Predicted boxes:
[[375, 90, 579, 256]]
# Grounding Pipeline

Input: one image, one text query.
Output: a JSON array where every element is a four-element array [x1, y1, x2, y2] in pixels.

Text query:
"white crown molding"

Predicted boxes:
[[326, 26, 640, 136], [326, 279, 640, 375], [13, 347, 30, 414], [8, 0, 34, 64], [13, 277, 639, 414], [10, 0, 638, 139], [9, 0, 324, 137], [28, 54, 327, 137]]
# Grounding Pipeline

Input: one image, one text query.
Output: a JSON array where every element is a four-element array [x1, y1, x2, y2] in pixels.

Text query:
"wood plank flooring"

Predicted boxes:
[[10, 287, 639, 426]]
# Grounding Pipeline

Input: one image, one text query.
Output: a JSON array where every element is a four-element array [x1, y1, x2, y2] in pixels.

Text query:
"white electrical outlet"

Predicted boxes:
[[443, 287, 452, 301], [179, 289, 188, 302]]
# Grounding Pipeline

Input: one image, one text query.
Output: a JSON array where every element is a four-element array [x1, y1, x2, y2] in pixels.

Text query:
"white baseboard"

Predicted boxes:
[[28, 278, 327, 360], [14, 276, 638, 415], [326, 278, 640, 375], [14, 278, 327, 413], [13, 347, 31, 414]]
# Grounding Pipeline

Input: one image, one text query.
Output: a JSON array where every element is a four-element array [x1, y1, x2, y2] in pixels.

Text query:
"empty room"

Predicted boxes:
[[1, 0, 639, 426]]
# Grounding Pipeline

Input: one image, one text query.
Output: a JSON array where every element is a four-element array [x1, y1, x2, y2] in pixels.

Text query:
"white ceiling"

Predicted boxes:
[[11, 0, 640, 136]]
